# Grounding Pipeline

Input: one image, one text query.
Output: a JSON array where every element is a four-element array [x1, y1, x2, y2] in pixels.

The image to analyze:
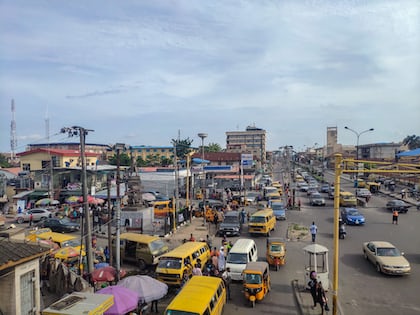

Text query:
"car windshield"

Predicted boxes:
[[150, 239, 165, 252], [244, 273, 262, 284], [377, 247, 401, 257], [270, 244, 284, 252], [59, 218, 72, 224], [347, 210, 360, 216], [249, 216, 265, 223], [158, 257, 182, 269], [62, 239, 81, 248], [227, 253, 247, 264]]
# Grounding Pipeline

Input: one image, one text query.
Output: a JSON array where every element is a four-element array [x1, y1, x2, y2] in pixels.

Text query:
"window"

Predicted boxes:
[[22, 163, 31, 171]]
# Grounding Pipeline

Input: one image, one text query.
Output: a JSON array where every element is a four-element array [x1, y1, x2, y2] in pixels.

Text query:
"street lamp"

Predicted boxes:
[[198, 133, 208, 226], [344, 126, 374, 160]]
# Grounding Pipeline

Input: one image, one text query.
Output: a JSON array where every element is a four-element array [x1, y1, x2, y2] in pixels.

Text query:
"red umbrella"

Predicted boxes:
[[91, 266, 126, 282], [78, 195, 104, 205]]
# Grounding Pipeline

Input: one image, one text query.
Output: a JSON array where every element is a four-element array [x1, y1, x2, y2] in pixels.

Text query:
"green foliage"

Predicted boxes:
[[206, 142, 222, 152], [403, 135, 420, 150], [108, 153, 131, 166], [171, 138, 193, 158], [0, 154, 12, 168]]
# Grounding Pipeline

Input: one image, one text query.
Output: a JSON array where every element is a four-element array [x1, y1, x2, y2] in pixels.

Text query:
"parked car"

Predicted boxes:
[[198, 199, 224, 210], [362, 241, 410, 275], [309, 193, 326, 206], [15, 208, 52, 224], [341, 207, 365, 225], [245, 192, 262, 204], [385, 200, 410, 213], [36, 217, 80, 233], [299, 183, 309, 192], [328, 187, 335, 199], [356, 188, 372, 198]]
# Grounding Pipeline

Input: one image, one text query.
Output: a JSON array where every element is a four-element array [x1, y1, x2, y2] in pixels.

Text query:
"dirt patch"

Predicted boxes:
[[287, 223, 309, 241]]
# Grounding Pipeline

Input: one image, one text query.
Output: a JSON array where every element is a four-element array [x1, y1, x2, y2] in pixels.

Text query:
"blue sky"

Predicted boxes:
[[1, 0, 419, 153]]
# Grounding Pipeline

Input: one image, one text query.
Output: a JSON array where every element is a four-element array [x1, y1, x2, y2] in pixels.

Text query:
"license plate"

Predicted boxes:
[[355, 220, 359, 224]]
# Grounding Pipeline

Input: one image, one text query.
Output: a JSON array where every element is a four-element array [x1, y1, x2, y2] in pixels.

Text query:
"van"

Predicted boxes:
[[156, 241, 210, 286], [165, 275, 226, 315], [37, 232, 83, 251], [217, 210, 242, 236], [248, 208, 276, 236], [263, 186, 281, 201], [339, 191, 357, 207], [115, 233, 169, 270], [153, 200, 175, 218], [226, 238, 258, 281]]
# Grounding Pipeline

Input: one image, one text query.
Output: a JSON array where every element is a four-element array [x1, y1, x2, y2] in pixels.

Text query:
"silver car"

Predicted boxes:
[[15, 208, 52, 224]]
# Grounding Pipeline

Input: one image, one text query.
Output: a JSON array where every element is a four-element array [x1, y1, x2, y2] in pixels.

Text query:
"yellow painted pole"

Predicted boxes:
[[332, 153, 342, 315]]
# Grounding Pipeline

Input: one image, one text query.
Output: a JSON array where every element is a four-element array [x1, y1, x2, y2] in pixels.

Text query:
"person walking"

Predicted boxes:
[[29, 213, 33, 227], [392, 209, 399, 224], [316, 281, 328, 314], [308, 272, 318, 309], [218, 246, 226, 272], [240, 209, 246, 224], [310, 222, 318, 242], [222, 267, 232, 300], [150, 300, 158, 313], [192, 263, 202, 276]]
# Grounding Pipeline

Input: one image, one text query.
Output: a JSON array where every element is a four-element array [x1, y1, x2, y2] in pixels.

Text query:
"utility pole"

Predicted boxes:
[[61, 126, 95, 274]]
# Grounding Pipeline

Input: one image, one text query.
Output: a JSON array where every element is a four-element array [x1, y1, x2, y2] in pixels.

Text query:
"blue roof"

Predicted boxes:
[[396, 148, 420, 157]]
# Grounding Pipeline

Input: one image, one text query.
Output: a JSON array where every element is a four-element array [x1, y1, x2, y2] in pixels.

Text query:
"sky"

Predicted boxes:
[[1, 0, 419, 154]]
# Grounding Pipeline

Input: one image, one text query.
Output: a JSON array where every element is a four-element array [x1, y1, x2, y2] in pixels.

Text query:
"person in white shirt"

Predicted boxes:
[[310, 222, 318, 242]]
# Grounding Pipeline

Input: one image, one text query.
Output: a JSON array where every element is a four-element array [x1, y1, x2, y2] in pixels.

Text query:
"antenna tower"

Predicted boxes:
[[10, 99, 17, 162]]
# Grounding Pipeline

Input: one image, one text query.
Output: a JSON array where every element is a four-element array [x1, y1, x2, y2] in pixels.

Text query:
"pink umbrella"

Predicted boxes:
[[78, 195, 105, 205], [96, 285, 139, 315]]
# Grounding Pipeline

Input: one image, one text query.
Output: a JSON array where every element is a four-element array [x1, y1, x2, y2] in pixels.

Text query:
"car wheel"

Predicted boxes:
[[17, 217, 24, 224], [376, 263, 381, 273], [40, 216, 47, 221]]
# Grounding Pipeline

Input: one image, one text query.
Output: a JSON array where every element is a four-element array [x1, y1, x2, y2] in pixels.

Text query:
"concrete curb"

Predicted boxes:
[[292, 279, 305, 315]]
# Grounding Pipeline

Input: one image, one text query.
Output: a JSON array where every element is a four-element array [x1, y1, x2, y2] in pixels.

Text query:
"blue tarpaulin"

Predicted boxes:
[[396, 148, 420, 157]]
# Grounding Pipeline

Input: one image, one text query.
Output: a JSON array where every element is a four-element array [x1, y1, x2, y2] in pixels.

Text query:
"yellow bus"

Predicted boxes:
[[339, 191, 357, 207], [165, 275, 226, 315], [156, 241, 210, 286], [248, 208, 276, 237], [153, 200, 175, 217], [37, 231, 83, 251]]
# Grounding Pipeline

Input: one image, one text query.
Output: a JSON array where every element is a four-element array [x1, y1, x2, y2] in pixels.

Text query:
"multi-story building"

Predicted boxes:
[[226, 126, 266, 164]]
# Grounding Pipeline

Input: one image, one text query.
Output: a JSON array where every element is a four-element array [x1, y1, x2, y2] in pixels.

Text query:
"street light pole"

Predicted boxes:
[[198, 133, 207, 226], [344, 126, 374, 161]]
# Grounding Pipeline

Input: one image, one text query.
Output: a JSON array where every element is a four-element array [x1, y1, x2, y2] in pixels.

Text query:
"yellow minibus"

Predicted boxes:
[[339, 191, 357, 207], [156, 242, 210, 286], [153, 200, 175, 217], [248, 209, 276, 237], [165, 275, 226, 315]]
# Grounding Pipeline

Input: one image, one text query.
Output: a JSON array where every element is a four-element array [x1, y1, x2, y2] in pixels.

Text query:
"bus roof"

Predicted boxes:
[[166, 276, 223, 313]]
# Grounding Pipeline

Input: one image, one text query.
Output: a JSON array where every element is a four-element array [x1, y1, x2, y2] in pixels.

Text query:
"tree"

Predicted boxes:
[[171, 137, 194, 158], [402, 135, 420, 150], [108, 153, 131, 166], [0, 154, 12, 168], [206, 142, 222, 152]]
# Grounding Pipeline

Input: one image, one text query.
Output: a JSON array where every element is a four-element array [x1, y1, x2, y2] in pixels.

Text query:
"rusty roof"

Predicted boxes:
[[0, 240, 50, 271]]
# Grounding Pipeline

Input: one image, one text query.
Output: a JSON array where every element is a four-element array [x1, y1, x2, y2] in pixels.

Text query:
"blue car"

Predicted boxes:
[[341, 207, 365, 225], [271, 202, 287, 220]]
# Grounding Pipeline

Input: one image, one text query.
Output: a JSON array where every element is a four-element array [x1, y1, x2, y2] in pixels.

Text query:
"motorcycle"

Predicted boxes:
[[339, 223, 346, 239]]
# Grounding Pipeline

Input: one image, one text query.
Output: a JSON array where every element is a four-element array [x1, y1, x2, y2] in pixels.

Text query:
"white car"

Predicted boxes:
[[15, 208, 52, 224], [363, 241, 410, 275], [356, 188, 372, 198]]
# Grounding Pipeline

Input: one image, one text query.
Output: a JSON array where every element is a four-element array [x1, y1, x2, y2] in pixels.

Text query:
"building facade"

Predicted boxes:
[[226, 126, 266, 164]]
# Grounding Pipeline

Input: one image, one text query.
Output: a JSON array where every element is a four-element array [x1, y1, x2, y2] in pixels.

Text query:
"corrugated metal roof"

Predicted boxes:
[[0, 240, 50, 271]]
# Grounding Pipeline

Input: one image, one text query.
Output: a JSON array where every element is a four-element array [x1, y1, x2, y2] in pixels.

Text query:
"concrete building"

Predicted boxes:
[[226, 125, 266, 165], [358, 142, 405, 160]]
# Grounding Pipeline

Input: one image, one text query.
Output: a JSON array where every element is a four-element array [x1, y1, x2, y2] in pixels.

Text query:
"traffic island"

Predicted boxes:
[[287, 223, 309, 241]]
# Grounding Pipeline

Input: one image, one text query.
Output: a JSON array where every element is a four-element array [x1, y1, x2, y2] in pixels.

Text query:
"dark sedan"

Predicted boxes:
[[385, 200, 410, 213], [37, 217, 80, 233]]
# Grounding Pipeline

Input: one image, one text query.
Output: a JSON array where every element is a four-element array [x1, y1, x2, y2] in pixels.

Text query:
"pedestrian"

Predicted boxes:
[[210, 246, 219, 257], [240, 209, 246, 224], [218, 246, 226, 272], [192, 263, 202, 276], [308, 271, 318, 309], [310, 222, 318, 242], [246, 211, 250, 223], [29, 213, 33, 227], [392, 209, 399, 224], [316, 281, 328, 314], [222, 267, 232, 300], [150, 300, 158, 313], [401, 189, 406, 199], [211, 253, 219, 274], [189, 233, 195, 242], [206, 234, 212, 249]]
